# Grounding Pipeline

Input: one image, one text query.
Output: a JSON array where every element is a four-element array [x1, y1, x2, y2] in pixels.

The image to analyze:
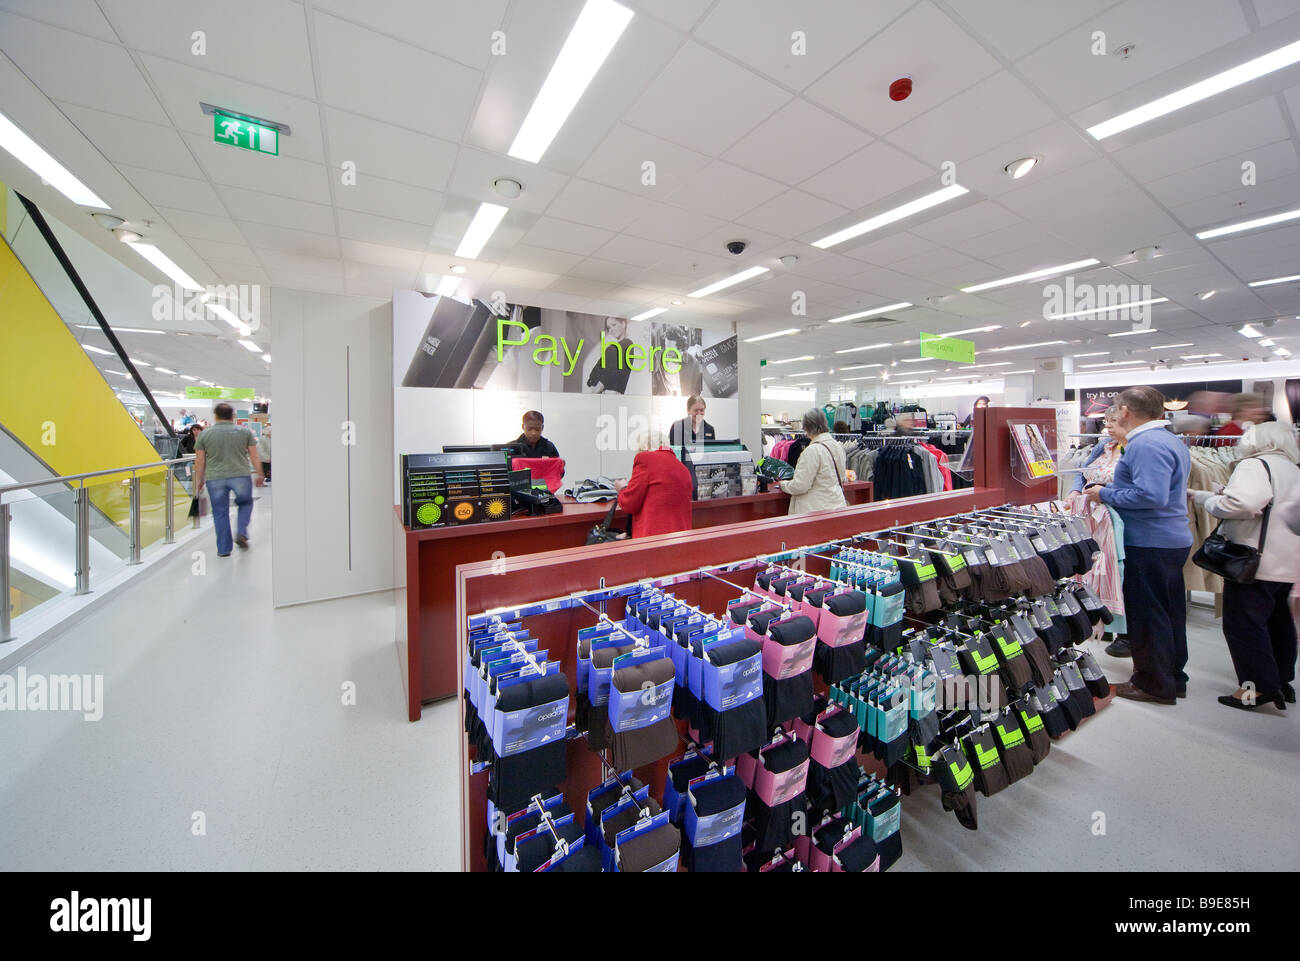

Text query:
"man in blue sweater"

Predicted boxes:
[[1086, 386, 1192, 704]]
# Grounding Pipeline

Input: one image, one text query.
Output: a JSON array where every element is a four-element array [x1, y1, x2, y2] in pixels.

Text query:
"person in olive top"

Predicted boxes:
[[194, 402, 263, 557], [513, 410, 560, 459]]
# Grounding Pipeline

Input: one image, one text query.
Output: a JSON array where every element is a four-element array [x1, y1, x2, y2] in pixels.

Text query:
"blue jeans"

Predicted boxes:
[[207, 476, 253, 556]]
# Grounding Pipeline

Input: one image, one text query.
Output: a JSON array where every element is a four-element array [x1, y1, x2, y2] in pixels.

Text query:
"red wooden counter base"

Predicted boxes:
[[454, 487, 1007, 871], [397, 482, 872, 720]]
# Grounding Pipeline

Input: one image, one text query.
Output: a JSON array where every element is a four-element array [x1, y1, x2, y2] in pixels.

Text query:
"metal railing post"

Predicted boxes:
[[128, 474, 142, 565], [1, 503, 13, 642], [74, 486, 91, 595], [165, 469, 175, 544]]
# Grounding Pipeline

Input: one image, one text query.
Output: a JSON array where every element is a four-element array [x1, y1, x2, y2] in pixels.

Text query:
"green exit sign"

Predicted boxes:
[[213, 111, 278, 155]]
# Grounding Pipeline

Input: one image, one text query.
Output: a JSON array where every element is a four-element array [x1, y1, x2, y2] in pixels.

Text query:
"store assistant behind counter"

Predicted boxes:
[[512, 410, 560, 459]]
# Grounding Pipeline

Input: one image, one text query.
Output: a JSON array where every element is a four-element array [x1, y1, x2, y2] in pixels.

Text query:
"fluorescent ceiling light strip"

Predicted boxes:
[[760, 377, 777, 382], [126, 243, 203, 292], [1002, 369, 1035, 375], [961, 259, 1100, 294], [1259, 339, 1276, 347], [1071, 352, 1109, 358], [507, 0, 634, 163], [827, 302, 912, 323], [1199, 209, 1300, 240], [82, 344, 113, 355], [434, 274, 462, 297], [455, 202, 509, 259], [0, 110, 109, 208], [842, 375, 879, 382], [1046, 297, 1168, 320], [238, 339, 261, 352], [969, 361, 1013, 368], [900, 357, 934, 363], [1079, 360, 1149, 368], [689, 265, 769, 298], [630, 307, 666, 321], [744, 327, 799, 343], [207, 304, 248, 333], [936, 375, 981, 381], [834, 341, 893, 355], [1246, 272, 1300, 287], [1239, 324, 1262, 337], [1088, 38, 1300, 140], [770, 355, 814, 365], [838, 364, 883, 371], [986, 340, 1068, 352], [200, 381, 215, 387], [131, 360, 151, 368], [154, 367, 176, 375], [1179, 353, 1223, 359], [103, 369, 129, 377], [1107, 328, 1158, 337], [1144, 342, 1194, 350], [784, 371, 822, 378], [929, 325, 1003, 337], [75, 325, 168, 334], [180, 375, 198, 381], [812, 185, 969, 249]]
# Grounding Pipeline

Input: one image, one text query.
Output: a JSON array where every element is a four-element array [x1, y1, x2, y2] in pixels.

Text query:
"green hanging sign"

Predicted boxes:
[[920, 332, 975, 364], [185, 387, 255, 400]]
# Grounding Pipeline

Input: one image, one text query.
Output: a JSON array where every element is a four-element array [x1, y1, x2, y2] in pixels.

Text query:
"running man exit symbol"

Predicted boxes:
[[213, 112, 278, 155]]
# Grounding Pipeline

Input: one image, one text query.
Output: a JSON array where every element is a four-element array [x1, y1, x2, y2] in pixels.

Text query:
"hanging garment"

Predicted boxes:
[[748, 737, 811, 856]]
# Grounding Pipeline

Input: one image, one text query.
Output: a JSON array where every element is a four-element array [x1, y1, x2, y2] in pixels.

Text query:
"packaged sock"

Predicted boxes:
[[1013, 697, 1051, 764], [760, 614, 817, 725], [701, 638, 767, 761]]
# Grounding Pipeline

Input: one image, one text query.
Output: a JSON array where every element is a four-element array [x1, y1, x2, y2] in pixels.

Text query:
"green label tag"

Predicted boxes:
[[972, 650, 1000, 674], [996, 634, 1022, 658], [916, 563, 937, 581], [1020, 710, 1045, 733], [973, 742, 1001, 770], [996, 722, 1025, 748], [950, 755, 973, 790]]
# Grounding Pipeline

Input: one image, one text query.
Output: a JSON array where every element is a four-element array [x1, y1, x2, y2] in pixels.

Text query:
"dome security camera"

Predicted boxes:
[[726, 240, 747, 255]]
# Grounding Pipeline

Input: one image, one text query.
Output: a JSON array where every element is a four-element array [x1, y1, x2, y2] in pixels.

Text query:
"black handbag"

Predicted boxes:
[[1192, 460, 1272, 585], [586, 500, 624, 545]]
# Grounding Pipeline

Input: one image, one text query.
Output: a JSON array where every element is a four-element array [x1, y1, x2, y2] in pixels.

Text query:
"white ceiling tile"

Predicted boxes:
[[691, 223, 788, 262], [623, 204, 726, 244], [944, 0, 1116, 61], [239, 222, 340, 259], [1109, 98, 1290, 183], [313, 11, 482, 141], [336, 209, 435, 249], [592, 233, 680, 268], [489, 265, 563, 290], [840, 231, 939, 267], [0, 12, 167, 122], [798, 140, 933, 210], [623, 0, 712, 31], [543, 178, 660, 232], [887, 70, 1056, 167], [343, 259, 418, 291], [947, 222, 1062, 260], [335, 175, 443, 224], [267, 267, 346, 294], [1172, 171, 1300, 233], [623, 41, 792, 156], [116, 163, 227, 215], [444, 147, 571, 214], [183, 133, 331, 204], [997, 157, 1135, 220], [56, 103, 202, 178], [218, 186, 335, 234], [101, 0, 316, 98], [311, 0, 509, 69], [651, 247, 738, 281], [666, 159, 786, 221], [1145, 140, 1299, 209], [0, 0, 118, 39], [187, 238, 262, 268], [890, 246, 983, 280], [909, 202, 1025, 246], [805, 2, 1001, 135], [1017, 0, 1251, 114], [546, 276, 619, 299], [577, 123, 711, 196], [198, 258, 269, 285], [153, 207, 247, 245], [340, 239, 425, 270], [723, 99, 872, 186], [323, 108, 458, 192], [260, 249, 344, 278], [496, 245, 583, 274], [694, 0, 911, 91], [429, 198, 534, 260], [736, 189, 850, 238], [568, 258, 642, 285], [521, 217, 616, 256]]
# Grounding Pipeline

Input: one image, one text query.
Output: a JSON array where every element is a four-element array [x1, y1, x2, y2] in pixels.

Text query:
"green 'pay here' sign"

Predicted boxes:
[[920, 332, 975, 364]]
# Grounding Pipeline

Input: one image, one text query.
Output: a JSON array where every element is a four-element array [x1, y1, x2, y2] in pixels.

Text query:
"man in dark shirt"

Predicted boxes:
[[513, 410, 559, 459]]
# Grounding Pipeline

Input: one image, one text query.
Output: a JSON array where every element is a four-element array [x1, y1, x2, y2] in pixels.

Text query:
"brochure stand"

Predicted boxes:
[[1007, 419, 1058, 486]]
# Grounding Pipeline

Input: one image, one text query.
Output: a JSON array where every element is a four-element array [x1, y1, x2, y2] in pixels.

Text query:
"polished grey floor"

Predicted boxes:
[[2, 493, 1294, 870]]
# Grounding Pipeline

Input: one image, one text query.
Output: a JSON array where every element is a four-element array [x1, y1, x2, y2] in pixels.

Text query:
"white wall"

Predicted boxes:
[[271, 288, 393, 607]]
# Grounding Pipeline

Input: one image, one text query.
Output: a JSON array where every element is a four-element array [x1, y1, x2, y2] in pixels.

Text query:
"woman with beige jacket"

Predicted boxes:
[[778, 409, 848, 515], [1190, 422, 1300, 712]]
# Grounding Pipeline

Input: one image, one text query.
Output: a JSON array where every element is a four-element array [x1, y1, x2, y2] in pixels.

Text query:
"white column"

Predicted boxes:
[[737, 337, 762, 458]]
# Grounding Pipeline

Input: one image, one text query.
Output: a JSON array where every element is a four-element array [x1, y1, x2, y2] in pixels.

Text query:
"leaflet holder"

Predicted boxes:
[[1006, 419, 1058, 487]]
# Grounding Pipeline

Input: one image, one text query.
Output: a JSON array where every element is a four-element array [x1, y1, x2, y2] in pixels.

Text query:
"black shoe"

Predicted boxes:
[[235, 534, 249, 550], [1114, 682, 1176, 706], [1217, 693, 1286, 711], [1283, 683, 1297, 705], [218, 553, 231, 558], [1104, 639, 1131, 658]]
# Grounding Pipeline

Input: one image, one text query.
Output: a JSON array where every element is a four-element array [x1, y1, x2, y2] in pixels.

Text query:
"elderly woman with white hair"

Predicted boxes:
[[778, 409, 848, 515], [1189, 422, 1300, 711], [614, 429, 694, 538]]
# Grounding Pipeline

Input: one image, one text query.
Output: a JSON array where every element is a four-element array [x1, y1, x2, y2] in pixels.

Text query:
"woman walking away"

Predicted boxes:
[[779, 409, 848, 515], [1190, 423, 1300, 711]]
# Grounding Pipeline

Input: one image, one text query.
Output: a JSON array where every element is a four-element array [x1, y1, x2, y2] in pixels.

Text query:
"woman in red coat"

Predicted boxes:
[[617, 432, 694, 537]]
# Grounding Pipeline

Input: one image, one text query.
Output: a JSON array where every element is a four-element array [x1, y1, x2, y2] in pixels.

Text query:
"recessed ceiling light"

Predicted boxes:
[[1274, 347, 1292, 357], [126, 242, 203, 291], [113, 227, 142, 243], [455, 202, 509, 259], [0, 110, 109, 208], [827, 302, 912, 323], [154, 367, 177, 375], [1019, 321, 1032, 328], [744, 327, 799, 343], [834, 341, 893, 355], [1201, 209, 1300, 241], [238, 339, 262, 353], [507, 0, 634, 163], [1088, 37, 1300, 140], [91, 212, 125, 229], [1259, 338, 1276, 347], [770, 355, 815, 365], [450, 264, 467, 274], [1004, 157, 1038, 179], [670, 299, 683, 306], [812, 184, 969, 249], [1196, 290, 1216, 300], [1046, 296, 1169, 320], [1107, 328, 1159, 337], [492, 178, 523, 198], [1079, 359, 1149, 368], [985, 339, 1068, 352], [630, 307, 667, 321], [779, 255, 799, 267], [689, 266, 769, 298], [1247, 273, 1300, 287], [434, 274, 462, 297], [1239, 324, 1263, 337], [962, 258, 1100, 293], [260, 355, 271, 364]]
